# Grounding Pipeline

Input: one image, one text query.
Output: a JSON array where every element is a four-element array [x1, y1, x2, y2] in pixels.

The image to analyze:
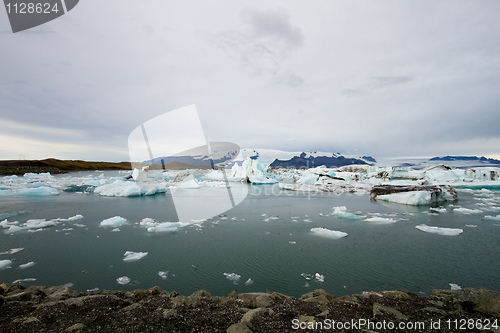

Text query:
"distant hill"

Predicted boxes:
[[0, 159, 134, 175], [269, 152, 372, 168], [430, 156, 500, 164]]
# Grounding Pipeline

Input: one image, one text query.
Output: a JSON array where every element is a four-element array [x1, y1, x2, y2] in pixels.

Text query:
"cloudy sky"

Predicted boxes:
[[1, 0, 500, 162]]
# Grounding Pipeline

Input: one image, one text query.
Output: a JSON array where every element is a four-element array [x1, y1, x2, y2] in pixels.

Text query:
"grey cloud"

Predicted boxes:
[[213, 8, 304, 84], [371, 76, 413, 88]]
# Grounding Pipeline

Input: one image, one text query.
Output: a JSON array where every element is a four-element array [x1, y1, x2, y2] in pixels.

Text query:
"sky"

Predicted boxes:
[[1, 0, 500, 162]]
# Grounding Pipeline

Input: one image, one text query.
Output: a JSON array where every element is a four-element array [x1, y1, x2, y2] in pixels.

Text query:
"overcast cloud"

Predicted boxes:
[[1, 0, 499, 162]]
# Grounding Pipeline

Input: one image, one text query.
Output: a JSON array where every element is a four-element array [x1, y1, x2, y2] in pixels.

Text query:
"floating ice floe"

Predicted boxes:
[[117, 276, 131, 285], [100, 216, 127, 227], [415, 224, 463, 236], [483, 215, 500, 221], [123, 251, 148, 262], [310, 227, 348, 239], [223, 272, 241, 284], [0, 247, 24, 255], [0, 186, 59, 197], [371, 185, 457, 206], [158, 271, 168, 279], [430, 207, 447, 213], [331, 206, 366, 220], [365, 217, 397, 224], [449, 283, 462, 290], [453, 207, 483, 214], [18, 261, 35, 269], [0, 260, 12, 270], [245, 278, 254, 285], [24, 219, 56, 229], [111, 228, 121, 232], [94, 180, 158, 197], [12, 278, 36, 285], [315, 273, 325, 283], [53, 215, 84, 222]]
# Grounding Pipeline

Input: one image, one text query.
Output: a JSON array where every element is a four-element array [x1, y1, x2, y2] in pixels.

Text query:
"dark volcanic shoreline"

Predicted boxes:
[[1, 283, 499, 332], [0, 159, 133, 176]]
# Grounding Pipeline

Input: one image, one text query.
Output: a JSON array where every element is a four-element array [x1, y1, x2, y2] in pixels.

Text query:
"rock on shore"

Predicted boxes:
[[1, 283, 499, 332]]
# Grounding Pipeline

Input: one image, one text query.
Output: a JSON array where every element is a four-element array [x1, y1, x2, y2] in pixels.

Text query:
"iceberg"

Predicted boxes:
[[100, 216, 127, 227], [0, 186, 59, 197], [415, 224, 463, 236], [370, 185, 457, 205], [223, 272, 241, 283], [53, 215, 84, 222], [310, 227, 348, 239], [18, 261, 35, 269], [24, 219, 56, 229], [0, 259, 12, 270], [315, 273, 325, 283], [158, 271, 168, 279], [94, 180, 157, 197], [117, 276, 131, 285], [147, 222, 184, 233], [365, 217, 397, 224], [453, 207, 483, 214], [449, 283, 462, 290], [232, 157, 279, 184], [331, 206, 365, 220], [132, 166, 149, 182], [483, 215, 500, 221], [0, 247, 24, 255], [123, 251, 148, 262], [245, 278, 254, 285]]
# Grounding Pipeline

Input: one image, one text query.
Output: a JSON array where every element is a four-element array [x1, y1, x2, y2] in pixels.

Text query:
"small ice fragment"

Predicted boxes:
[[415, 224, 463, 236], [304, 282, 310, 287], [449, 283, 462, 290], [87, 288, 99, 292], [223, 272, 241, 282], [117, 276, 131, 285], [245, 278, 254, 285], [465, 224, 477, 228], [64, 283, 74, 288], [9, 248, 24, 254], [12, 278, 36, 284], [111, 228, 120, 232], [365, 217, 397, 224], [310, 227, 348, 239], [303, 219, 312, 223], [483, 215, 500, 221], [0, 260, 12, 270], [289, 241, 296, 244], [100, 216, 127, 227], [18, 261, 35, 269], [158, 271, 168, 280], [123, 251, 148, 262], [301, 273, 312, 281], [454, 207, 483, 214], [315, 273, 325, 283]]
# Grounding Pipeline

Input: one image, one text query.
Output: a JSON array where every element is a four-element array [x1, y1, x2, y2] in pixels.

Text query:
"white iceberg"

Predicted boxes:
[[245, 278, 254, 285], [100, 216, 127, 227], [94, 180, 158, 197], [483, 215, 500, 221], [315, 273, 325, 283], [365, 217, 397, 224], [24, 219, 56, 229], [132, 166, 149, 182], [310, 227, 348, 239], [450, 283, 462, 290], [53, 215, 84, 222], [453, 207, 483, 214], [18, 261, 35, 269], [415, 224, 463, 236], [117, 276, 131, 285], [232, 157, 279, 184], [147, 222, 184, 233], [158, 271, 168, 279], [0, 247, 24, 255], [123, 251, 148, 262], [223, 272, 241, 283], [331, 206, 365, 220], [0, 259, 12, 270]]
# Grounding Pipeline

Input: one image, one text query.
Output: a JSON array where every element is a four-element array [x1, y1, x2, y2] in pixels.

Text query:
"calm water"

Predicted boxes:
[[1, 171, 499, 297]]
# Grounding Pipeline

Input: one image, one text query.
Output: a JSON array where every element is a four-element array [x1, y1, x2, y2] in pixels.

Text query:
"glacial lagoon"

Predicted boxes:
[[1, 170, 500, 298]]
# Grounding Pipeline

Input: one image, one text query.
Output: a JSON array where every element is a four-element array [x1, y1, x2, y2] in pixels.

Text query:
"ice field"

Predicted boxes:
[[1, 160, 500, 297]]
